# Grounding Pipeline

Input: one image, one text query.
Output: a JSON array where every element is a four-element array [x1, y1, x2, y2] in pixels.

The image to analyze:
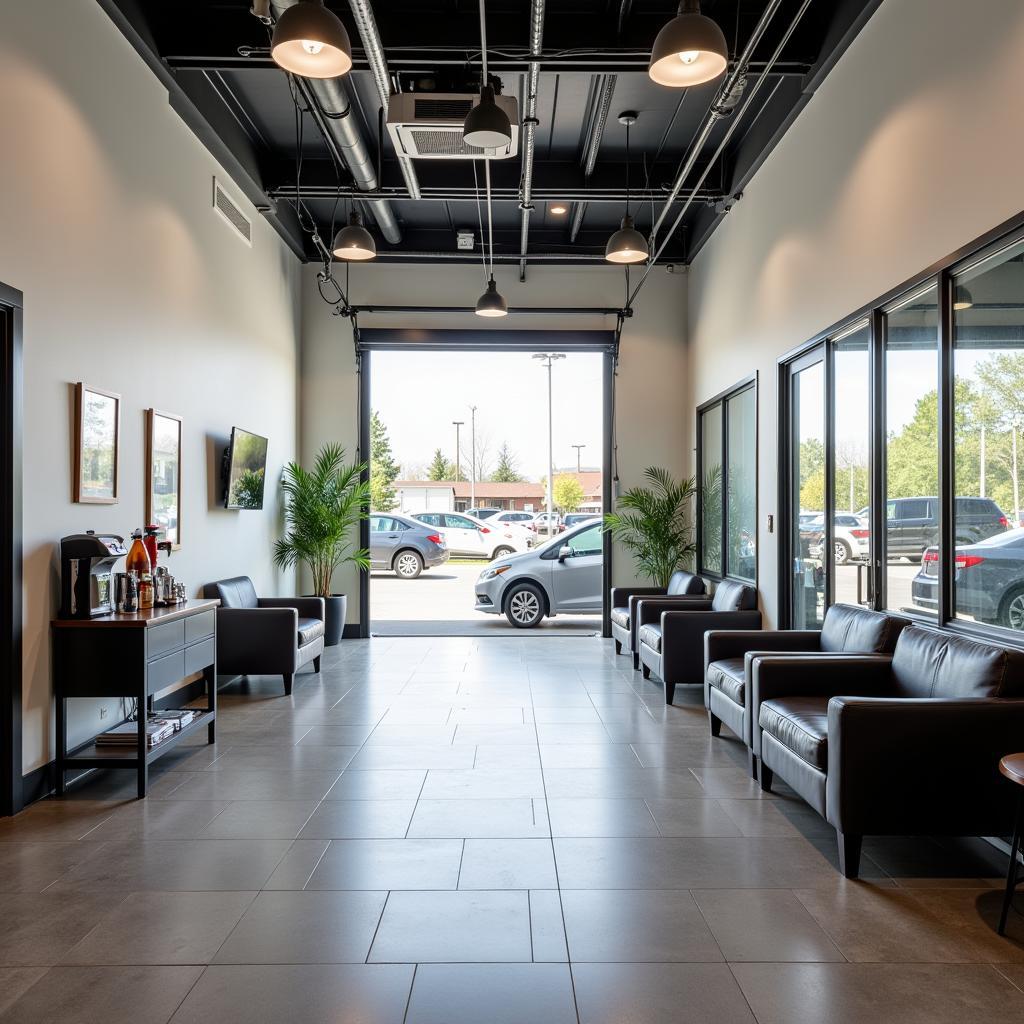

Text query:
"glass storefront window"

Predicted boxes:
[[791, 357, 825, 627], [726, 387, 756, 581], [699, 404, 723, 576]]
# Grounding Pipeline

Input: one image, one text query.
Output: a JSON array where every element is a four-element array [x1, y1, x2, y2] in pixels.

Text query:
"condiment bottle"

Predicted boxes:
[[144, 526, 159, 571], [126, 529, 151, 576]]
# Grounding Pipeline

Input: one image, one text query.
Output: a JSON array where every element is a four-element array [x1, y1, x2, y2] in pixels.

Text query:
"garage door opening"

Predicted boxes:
[[365, 345, 608, 637]]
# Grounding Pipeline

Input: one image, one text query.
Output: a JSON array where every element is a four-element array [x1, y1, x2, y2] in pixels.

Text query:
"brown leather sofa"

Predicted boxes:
[[610, 570, 707, 670], [202, 576, 325, 695], [704, 604, 909, 779], [636, 579, 760, 704], [750, 624, 1024, 877]]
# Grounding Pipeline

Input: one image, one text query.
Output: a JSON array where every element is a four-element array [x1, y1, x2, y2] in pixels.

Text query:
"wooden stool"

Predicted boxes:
[[998, 754, 1024, 935]]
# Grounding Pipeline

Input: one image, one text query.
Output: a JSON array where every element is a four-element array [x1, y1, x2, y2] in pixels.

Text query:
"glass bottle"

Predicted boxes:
[[126, 529, 151, 576]]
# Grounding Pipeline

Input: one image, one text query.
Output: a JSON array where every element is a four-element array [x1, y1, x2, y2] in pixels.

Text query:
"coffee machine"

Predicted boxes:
[[60, 532, 128, 618]]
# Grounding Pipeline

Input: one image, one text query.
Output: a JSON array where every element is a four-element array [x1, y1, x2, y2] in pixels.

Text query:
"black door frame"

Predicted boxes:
[[356, 329, 617, 637], [1, 282, 24, 817]]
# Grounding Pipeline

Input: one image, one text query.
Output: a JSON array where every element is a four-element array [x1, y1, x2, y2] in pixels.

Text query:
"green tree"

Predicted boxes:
[[427, 448, 450, 481], [553, 474, 585, 513], [370, 410, 400, 511], [491, 442, 523, 483]]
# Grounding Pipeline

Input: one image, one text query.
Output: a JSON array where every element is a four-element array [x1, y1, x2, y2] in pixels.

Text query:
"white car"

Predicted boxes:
[[808, 514, 870, 564], [410, 510, 532, 560]]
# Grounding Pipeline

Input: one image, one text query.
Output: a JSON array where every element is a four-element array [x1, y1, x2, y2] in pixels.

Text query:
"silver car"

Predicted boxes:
[[370, 513, 449, 579], [474, 521, 604, 627]]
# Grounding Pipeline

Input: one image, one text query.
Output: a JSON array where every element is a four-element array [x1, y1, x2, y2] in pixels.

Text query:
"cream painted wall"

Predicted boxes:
[[1, 2, 302, 773], [687, 0, 1024, 627], [300, 262, 689, 619]]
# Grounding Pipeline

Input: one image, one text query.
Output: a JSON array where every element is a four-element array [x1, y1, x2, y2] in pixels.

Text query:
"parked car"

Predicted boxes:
[[475, 520, 604, 627], [531, 511, 564, 536], [808, 514, 870, 564], [466, 507, 500, 520], [887, 496, 1008, 561], [369, 513, 448, 579], [563, 513, 601, 528], [912, 527, 1024, 627], [489, 510, 535, 529], [410, 510, 531, 560], [798, 511, 825, 556]]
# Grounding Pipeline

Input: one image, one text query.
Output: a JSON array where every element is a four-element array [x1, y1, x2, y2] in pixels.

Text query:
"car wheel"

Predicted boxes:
[[504, 582, 546, 628], [1000, 588, 1024, 631], [833, 540, 852, 565], [394, 550, 423, 579], [492, 545, 514, 560]]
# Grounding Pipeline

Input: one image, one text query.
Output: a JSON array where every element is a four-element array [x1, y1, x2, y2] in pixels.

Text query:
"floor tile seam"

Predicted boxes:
[[298, 840, 334, 891], [404, 772, 432, 840], [401, 962, 418, 1024], [363, 889, 392, 965], [454, 839, 466, 889]]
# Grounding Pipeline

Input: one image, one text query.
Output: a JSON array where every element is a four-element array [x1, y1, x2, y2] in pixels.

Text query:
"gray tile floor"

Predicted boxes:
[[3, 635, 1024, 1022]]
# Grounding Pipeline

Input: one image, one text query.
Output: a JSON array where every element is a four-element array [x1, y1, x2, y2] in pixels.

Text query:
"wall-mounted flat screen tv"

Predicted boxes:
[[223, 427, 269, 509]]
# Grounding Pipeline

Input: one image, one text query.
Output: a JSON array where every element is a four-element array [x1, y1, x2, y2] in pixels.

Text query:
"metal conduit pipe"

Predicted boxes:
[[569, 74, 617, 242], [629, 0, 814, 307], [347, 0, 421, 201], [268, 0, 402, 244], [649, 0, 784, 246], [517, 0, 546, 281]]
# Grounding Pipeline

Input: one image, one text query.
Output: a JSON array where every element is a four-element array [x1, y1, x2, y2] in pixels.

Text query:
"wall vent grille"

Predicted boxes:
[[212, 178, 252, 246]]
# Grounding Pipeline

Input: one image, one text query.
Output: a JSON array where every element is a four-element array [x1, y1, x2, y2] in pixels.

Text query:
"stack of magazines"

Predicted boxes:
[[96, 709, 198, 749]]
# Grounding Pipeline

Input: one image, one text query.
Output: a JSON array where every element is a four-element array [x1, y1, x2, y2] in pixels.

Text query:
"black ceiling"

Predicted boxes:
[[99, 0, 881, 270]]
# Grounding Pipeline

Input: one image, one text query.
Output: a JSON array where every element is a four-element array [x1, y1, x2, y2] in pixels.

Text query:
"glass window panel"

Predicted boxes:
[[831, 322, 872, 606], [952, 236, 1024, 630], [700, 403, 723, 575], [726, 387, 757, 581], [884, 285, 938, 617], [792, 358, 826, 627]]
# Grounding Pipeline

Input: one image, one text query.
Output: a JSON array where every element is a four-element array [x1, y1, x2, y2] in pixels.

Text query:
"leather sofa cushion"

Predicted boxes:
[[759, 696, 829, 771], [667, 571, 706, 597], [205, 576, 259, 609], [707, 658, 746, 705], [891, 625, 1024, 699], [610, 606, 631, 629], [820, 604, 908, 654], [712, 580, 757, 612], [638, 623, 662, 653], [297, 617, 325, 647]]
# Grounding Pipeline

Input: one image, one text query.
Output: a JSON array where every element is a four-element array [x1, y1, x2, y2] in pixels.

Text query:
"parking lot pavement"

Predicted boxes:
[[370, 562, 600, 636]]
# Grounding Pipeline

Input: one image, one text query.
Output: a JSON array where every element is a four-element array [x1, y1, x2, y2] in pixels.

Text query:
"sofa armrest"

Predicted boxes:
[[827, 696, 1024, 835], [657, 609, 762, 686], [705, 629, 820, 665], [637, 596, 713, 627], [215, 607, 299, 674], [610, 586, 665, 608], [259, 596, 326, 621]]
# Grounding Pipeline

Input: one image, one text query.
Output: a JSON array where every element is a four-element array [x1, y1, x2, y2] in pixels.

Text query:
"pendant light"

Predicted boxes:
[[332, 210, 376, 261], [954, 285, 974, 311], [475, 276, 508, 317], [271, 0, 353, 79], [648, 0, 729, 88], [463, 1, 512, 150], [605, 112, 649, 265], [474, 160, 508, 317]]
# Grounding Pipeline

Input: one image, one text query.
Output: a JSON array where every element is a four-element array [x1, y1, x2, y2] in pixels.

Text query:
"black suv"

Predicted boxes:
[[886, 496, 1008, 561]]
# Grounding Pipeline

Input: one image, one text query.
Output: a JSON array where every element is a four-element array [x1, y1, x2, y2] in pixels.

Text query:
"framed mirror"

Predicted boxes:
[[73, 383, 120, 503], [146, 409, 182, 548]]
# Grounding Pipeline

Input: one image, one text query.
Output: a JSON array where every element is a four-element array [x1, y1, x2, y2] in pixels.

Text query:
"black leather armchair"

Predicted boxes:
[[202, 576, 325, 695], [636, 580, 760, 704], [610, 570, 707, 670], [750, 625, 1024, 877], [703, 604, 909, 779]]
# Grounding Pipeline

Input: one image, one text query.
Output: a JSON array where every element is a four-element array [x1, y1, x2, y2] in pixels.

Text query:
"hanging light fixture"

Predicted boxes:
[[332, 210, 376, 260], [605, 112, 649, 265], [954, 284, 974, 311], [463, 1, 512, 149], [475, 276, 509, 317], [271, 0, 353, 79], [648, 0, 729, 88]]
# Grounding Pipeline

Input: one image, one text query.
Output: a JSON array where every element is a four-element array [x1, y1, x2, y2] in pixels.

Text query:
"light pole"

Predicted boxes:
[[469, 405, 477, 509], [572, 444, 586, 474], [533, 353, 566, 536], [452, 421, 464, 494]]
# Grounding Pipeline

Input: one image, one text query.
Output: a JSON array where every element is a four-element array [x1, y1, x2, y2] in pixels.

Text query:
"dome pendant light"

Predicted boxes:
[[332, 210, 376, 261], [271, 0, 353, 79], [954, 285, 974, 311], [463, 85, 513, 150], [648, 0, 729, 88], [475, 276, 508, 318], [605, 112, 649, 265]]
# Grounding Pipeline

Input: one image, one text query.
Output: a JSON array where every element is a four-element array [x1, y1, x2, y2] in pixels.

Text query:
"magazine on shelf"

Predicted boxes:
[[96, 720, 175, 748]]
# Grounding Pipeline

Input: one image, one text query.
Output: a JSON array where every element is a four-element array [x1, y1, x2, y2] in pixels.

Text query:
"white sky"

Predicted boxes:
[[370, 350, 605, 480]]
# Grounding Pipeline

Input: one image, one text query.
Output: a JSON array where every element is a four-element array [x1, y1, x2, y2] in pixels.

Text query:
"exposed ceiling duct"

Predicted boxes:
[[268, 0, 402, 244], [569, 73, 617, 244], [517, 0, 546, 282]]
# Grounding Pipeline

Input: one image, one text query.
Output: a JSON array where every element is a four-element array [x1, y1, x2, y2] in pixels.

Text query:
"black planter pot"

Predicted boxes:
[[321, 594, 347, 647]]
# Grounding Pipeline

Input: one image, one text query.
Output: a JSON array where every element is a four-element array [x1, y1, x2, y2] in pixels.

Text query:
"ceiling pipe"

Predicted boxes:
[[517, 0, 546, 282], [569, 74, 617, 243], [628, 0, 814, 307], [346, 0, 421, 201], [268, 0, 401, 244]]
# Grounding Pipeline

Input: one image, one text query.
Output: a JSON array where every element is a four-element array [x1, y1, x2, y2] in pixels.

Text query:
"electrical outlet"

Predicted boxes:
[[99, 707, 108, 719]]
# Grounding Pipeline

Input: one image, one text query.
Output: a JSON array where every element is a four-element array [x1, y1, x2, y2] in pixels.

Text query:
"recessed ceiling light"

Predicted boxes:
[[271, 0, 353, 79], [550, 203, 568, 216]]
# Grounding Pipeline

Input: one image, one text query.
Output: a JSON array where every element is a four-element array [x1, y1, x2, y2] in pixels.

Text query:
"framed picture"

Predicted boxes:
[[73, 383, 120, 504], [146, 409, 182, 548]]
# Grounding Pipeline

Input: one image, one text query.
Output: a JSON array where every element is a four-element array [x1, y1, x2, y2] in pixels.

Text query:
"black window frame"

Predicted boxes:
[[696, 374, 758, 585]]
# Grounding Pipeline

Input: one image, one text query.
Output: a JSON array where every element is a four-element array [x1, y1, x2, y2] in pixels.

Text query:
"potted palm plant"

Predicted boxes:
[[604, 466, 697, 587], [273, 443, 370, 646]]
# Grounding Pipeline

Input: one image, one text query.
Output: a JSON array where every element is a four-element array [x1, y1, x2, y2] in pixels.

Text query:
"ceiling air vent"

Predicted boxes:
[[387, 93, 519, 160], [212, 178, 252, 246]]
